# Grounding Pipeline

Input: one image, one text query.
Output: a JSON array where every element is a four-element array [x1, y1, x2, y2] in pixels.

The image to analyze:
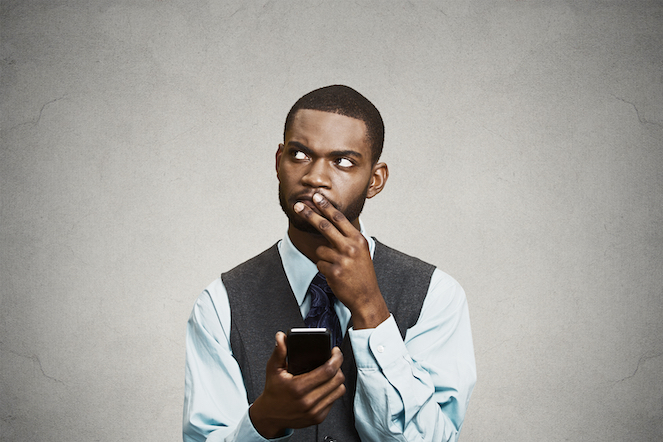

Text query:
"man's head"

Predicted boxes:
[[276, 86, 388, 235], [283, 85, 384, 165]]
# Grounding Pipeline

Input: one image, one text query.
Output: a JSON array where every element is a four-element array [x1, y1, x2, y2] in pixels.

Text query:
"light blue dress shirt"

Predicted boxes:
[[183, 226, 476, 442]]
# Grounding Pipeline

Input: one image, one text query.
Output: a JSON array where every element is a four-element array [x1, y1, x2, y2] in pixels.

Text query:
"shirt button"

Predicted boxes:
[[324, 437, 337, 442], [377, 345, 385, 353]]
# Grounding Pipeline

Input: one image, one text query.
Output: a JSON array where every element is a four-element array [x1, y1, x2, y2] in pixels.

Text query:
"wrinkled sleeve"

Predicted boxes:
[[183, 278, 293, 442], [349, 269, 476, 442]]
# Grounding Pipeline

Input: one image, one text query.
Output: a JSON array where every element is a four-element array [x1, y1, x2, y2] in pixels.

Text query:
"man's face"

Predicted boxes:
[[276, 109, 376, 234]]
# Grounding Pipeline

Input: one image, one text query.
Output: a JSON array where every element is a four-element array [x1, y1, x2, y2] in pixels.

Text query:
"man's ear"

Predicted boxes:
[[366, 162, 388, 199], [275, 144, 284, 174]]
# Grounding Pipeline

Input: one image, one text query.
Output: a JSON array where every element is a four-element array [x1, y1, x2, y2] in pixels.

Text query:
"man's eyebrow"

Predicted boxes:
[[286, 141, 364, 159], [329, 149, 363, 159], [286, 141, 313, 154]]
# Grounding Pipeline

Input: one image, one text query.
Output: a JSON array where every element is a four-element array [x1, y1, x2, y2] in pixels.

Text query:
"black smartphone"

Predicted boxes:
[[286, 328, 332, 375]]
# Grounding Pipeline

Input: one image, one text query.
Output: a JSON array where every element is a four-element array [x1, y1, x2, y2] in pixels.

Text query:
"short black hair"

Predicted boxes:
[[284, 85, 384, 164]]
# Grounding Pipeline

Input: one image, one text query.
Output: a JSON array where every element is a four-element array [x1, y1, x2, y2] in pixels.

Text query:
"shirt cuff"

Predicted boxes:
[[348, 314, 408, 369], [231, 409, 294, 442]]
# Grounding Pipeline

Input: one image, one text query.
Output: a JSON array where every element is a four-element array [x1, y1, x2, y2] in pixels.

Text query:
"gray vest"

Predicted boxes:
[[223, 239, 434, 442]]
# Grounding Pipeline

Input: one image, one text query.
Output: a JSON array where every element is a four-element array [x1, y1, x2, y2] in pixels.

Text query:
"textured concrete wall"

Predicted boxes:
[[1, 1, 662, 441]]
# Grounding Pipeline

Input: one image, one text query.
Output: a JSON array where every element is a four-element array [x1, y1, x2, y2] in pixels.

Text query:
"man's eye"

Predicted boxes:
[[293, 150, 307, 160], [337, 158, 353, 168]]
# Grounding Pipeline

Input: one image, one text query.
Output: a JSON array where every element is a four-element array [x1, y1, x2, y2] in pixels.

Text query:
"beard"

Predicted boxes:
[[279, 183, 369, 234]]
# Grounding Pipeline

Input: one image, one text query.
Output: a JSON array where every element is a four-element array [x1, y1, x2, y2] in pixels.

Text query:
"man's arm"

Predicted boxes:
[[183, 281, 272, 442], [183, 279, 347, 442], [293, 193, 477, 441], [350, 271, 476, 441]]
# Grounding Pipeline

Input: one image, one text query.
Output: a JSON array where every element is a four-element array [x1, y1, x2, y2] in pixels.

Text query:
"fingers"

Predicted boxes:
[[287, 372, 346, 428], [314, 245, 341, 268], [307, 379, 346, 423], [293, 201, 342, 245], [297, 349, 346, 417], [293, 346, 344, 392], [311, 193, 353, 232], [293, 193, 357, 242], [266, 331, 288, 374]]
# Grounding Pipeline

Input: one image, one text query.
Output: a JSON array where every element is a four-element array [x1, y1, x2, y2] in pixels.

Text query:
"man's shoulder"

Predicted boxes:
[[372, 238, 437, 275], [371, 239, 439, 337], [196, 243, 281, 308], [373, 239, 464, 294], [221, 242, 281, 280]]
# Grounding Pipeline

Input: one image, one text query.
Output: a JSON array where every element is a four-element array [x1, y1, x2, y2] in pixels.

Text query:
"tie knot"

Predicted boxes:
[[310, 272, 332, 294]]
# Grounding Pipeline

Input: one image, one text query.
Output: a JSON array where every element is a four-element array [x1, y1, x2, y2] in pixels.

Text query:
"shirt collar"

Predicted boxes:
[[277, 219, 375, 307]]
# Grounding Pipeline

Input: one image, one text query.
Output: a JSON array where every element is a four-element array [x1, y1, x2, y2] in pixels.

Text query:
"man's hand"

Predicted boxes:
[[293, 192, 391, 329], [249, 332, 346, 439]]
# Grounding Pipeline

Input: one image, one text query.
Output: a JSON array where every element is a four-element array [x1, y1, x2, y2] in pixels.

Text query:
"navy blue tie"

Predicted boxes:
[[304, 272, 343, 349]]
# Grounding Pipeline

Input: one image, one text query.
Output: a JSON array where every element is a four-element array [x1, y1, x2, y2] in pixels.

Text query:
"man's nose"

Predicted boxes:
[[301, 159, 331, 188]]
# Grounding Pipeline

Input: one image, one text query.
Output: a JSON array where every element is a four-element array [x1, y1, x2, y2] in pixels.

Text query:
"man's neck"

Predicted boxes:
[[287, 226, 329, 264]]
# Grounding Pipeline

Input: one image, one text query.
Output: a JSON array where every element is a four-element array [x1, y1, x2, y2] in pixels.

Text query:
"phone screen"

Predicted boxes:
[[286, 328, 331, 375]]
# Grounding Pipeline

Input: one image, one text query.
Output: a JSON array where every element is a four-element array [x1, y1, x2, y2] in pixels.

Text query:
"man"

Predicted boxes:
[[183, 85, 476, 442]]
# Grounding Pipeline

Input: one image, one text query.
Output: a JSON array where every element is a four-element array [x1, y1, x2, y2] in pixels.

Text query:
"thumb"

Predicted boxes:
[[266, 331, 288, 373]]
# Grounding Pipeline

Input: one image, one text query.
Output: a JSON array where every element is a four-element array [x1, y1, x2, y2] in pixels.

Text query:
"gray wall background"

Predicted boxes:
[[1, 0, 662, 441]]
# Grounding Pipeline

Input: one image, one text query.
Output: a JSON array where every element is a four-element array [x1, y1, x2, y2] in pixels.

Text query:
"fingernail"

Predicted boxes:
[[294, 202, 304, 212], [313, 193, 323, 203]]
